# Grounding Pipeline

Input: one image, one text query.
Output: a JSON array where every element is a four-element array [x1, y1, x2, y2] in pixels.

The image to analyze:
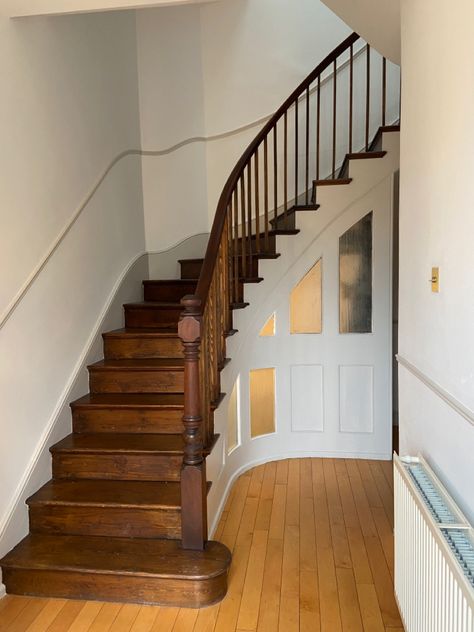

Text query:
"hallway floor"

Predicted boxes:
[[0, 458, 404, 631]]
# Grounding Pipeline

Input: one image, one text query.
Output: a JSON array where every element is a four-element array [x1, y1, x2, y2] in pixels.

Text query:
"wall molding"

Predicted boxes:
[[0, 43, 368, 332], [397, 354, 474, 427]]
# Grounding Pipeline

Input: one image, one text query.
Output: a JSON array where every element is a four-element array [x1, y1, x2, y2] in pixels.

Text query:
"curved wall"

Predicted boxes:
[[206, 132, 400, 534]]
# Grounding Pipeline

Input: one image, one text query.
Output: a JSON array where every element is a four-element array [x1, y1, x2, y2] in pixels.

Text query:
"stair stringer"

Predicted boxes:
[[206, 130, 400, 535]]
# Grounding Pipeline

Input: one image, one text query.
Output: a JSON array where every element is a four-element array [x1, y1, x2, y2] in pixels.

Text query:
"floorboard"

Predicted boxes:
[[0, 458, 404, 631]]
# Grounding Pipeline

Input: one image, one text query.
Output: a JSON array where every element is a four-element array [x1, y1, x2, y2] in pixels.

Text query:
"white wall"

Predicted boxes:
[[200, 0, 351, 217], [136, 0, 351, 248], [0, 10, 146, 556], [320, 0, 400, 64], [0, 10, 141, 315], [398, 0, 474, 522], [136, 5, 209, 252]]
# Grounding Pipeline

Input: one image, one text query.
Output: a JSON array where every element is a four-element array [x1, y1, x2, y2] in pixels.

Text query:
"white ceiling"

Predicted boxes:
[[321, 0, 401, 64], [5, 0, 217, 18]]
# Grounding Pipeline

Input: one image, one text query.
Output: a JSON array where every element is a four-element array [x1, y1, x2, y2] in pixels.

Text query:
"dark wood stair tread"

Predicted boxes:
[[1, 534, 231, 580], [240, 277, 264, 283], [270, 203, 320, 227], [231, 302, 249, 310], [313, 177, 352, 185], [51, 433, 186, 455], [124, 302, 182, 310], [103, 327, 179, 338], [143, 279, 197, 286], [71, 392, 224, 410], [71, 392, 185, 409], [238, 228, 299, 239], [88, 358, 185, 371], [338, 150, 387, 178], [368, 124, 400, 151], [343, 150, 386, 161], [27, 479, 182, 509]]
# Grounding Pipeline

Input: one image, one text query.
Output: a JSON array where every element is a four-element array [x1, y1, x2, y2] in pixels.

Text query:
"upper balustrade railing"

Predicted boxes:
[[178, 32, 400, 550]]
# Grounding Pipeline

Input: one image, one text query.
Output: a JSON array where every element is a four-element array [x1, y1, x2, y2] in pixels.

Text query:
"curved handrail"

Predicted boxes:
[[178, 31, 400, 550], [196, 31, 360, 306]]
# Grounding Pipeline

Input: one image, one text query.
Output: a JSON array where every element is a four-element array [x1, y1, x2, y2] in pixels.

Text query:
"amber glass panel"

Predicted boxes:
[[227, 379, 239, 454], [250, 368, 275, 438], [290, 259, 322, 334], [259, 313, 276, 337], [339, 212, 373, 333]]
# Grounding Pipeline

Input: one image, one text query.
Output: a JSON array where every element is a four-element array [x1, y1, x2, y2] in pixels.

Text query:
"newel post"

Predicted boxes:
[[178, 295, 208, 550]]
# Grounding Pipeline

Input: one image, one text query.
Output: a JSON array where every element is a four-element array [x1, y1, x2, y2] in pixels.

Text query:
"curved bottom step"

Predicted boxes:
[[1, 534, 231, 608]]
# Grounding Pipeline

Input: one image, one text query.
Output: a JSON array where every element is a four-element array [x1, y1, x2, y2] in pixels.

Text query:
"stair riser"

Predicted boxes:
[[237, 257, 259, 278], [237, 234, 276, 253], [180, 260, 202, 279], [2, 568, 228, 608], [143, 283, 196, 302], [29, 506, 181, 539], [52, 453, 182, 482], [72, 408, 183, 434], [270, 214, 296, 230], [103, 336, 182, 360], [89, 370, 184, 394], [125, 307, 181, 329]]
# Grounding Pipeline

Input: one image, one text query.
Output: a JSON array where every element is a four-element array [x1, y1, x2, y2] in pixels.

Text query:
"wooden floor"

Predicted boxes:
[[0, 458, 404, 631]]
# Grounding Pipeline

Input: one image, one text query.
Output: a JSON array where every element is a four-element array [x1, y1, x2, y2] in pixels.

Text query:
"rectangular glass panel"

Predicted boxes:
[[259, 313, 276, 337], [290, 259, 322, 334], [250, 368, 275, 438], [227, 378, 239, 454], [339, 212, 373, 333]]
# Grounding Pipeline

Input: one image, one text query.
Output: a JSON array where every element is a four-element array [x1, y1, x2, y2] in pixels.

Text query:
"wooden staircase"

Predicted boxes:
[[0, 268, 231, 607], [1, 32, 400, 608]]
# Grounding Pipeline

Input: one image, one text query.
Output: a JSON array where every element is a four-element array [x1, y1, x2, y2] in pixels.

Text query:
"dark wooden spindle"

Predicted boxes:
[[284, 111, 288, 219], [305, 86, 310, 204], [233, 188, 239, 303], [247, 163, 252, 275], [178, 296, 207, 551], [366, 44, 371, 151], [227, 203, 233, 308], [264, 136, 269, 250], [316, 74, 321, 182], [332, 59, 337, 179], [255, 149, 260, 254], [273, 124, 278, 224], [240, 176, 247, 279], [295, 97, 299, 206], [382, 57, 387, 126], [349, 43, 353, 153]]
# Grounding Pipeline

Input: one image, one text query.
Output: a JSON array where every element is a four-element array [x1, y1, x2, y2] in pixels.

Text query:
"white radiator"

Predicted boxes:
[[394, 454, 474, 632]]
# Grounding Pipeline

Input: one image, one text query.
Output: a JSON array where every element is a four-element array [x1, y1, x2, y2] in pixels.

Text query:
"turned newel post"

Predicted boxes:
[[178, 295, 207, 550]]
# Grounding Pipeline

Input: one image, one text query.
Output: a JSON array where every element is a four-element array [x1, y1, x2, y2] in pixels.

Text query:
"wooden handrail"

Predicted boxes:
[[178, 31, 399, 550], [196, 31, 359, 306]]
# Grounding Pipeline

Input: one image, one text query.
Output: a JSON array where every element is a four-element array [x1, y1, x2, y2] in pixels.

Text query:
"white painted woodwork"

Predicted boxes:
[[291, 365, 324, 432], [339, 365, 374, 433], [207, 130, 400, 533]]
